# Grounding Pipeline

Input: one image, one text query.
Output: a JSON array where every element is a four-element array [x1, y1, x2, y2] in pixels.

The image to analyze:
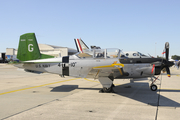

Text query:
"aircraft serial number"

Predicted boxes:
[[58, 62, 77, 67], [70, 62, 77, 67], [35, 64, 50, 68]]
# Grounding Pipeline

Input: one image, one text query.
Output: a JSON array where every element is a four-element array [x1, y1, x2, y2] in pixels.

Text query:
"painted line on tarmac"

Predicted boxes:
[[0, 78, 80, 95], [84, 78, 99, 83], [159, 88, 180, 91]]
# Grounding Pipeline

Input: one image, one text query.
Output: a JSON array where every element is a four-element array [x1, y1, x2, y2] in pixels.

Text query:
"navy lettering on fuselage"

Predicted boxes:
[[36, 64, 50, 68]]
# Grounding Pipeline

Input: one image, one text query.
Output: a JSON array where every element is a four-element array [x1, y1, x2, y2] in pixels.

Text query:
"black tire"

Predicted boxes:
[[103, 87, 111, 93], [99, 88, 104, 93], [103, 87, 115, 93], [150, 84, 157, 91], [112, 84, 115, 87]]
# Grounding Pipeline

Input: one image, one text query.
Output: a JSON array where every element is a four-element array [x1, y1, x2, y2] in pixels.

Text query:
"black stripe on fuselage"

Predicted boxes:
[[119, 58, 162, 64]]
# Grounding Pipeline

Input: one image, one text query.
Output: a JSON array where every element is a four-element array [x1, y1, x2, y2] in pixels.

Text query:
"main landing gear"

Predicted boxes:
[[99, 84, 115, 93], [98, 77, 115, 93], [149, 76, 160, 91]]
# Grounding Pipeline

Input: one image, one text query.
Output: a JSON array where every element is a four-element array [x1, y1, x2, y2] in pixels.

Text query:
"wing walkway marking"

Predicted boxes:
[[0, 78, 79, 95]]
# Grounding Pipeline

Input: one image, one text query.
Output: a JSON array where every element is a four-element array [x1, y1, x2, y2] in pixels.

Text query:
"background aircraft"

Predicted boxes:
[[123, 51, 150, 58], [74, 38, 89, 53], [16, 33, 174, 93], [74, 38, 151, 58]]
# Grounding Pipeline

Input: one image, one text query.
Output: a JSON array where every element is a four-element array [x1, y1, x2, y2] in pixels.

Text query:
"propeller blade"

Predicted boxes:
[[166, 66, 171, 77], [165, 42, 169, 61], [162, 42, 172, 77]]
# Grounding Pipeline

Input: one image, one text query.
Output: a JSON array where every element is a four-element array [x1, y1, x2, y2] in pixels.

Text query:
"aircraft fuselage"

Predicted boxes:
[[22, 55, 162, 79]]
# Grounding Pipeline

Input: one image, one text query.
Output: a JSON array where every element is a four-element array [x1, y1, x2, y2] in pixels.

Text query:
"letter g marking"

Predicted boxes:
[[28, 44, 33, 52]]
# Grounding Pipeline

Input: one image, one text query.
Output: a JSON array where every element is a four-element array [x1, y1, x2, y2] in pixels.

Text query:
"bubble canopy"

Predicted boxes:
[[75, 48, 122, 59]]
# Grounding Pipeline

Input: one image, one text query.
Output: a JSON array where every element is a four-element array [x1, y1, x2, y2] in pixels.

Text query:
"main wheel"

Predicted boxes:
[[150, 84, 157, 91], [103, 87, 114, 93], [103, 87, 111, 93]]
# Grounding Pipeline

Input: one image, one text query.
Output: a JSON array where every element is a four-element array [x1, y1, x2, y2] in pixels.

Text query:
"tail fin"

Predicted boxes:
[[74, 38, 89, 53], [17, 33, 54, 61]]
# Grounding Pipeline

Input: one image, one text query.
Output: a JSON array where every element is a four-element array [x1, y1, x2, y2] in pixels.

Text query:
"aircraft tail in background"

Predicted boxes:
[[17, 33, 54, 61], [74, 38, 89, 53]]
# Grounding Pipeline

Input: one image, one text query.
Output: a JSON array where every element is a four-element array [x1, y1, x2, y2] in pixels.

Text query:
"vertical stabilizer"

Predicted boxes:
[[74, 38, 89, 53], [17, 33, 41, 61]]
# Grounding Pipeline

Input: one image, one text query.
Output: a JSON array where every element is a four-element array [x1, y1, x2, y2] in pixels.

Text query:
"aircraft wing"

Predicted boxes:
[[86, 63, 124, 79]]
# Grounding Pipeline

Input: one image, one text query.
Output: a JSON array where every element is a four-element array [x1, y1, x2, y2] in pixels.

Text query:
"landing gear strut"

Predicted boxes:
[[149, 76, 159, 91], [98, 77, 115, 93]]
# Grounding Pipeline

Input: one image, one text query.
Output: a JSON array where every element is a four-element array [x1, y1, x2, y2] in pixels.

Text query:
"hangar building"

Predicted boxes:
[[38, 44, 77, 57], [6, 44, 77, 61]]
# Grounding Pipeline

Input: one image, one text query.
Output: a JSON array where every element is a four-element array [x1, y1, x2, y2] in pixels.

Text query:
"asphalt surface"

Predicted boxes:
[[0, 64, 180, 120]]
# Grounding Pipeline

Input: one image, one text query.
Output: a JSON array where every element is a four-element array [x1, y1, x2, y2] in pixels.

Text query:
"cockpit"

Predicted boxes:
[[75, 48, 122, 59]]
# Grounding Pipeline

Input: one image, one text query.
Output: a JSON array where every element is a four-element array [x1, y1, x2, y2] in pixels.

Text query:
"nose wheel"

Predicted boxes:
[[150, 84, 157, 91]]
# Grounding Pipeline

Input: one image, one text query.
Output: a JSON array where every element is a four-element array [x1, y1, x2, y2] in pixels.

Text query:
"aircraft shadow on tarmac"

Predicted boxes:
[[50, 85, 79, 92], [113, 82, 180, 107], [50, 82, 180, 108], [50, 85, 100, 92]]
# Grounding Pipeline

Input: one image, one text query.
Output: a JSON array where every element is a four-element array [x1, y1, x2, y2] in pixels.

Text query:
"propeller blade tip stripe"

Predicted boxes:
[[167, 74, 171, 77]]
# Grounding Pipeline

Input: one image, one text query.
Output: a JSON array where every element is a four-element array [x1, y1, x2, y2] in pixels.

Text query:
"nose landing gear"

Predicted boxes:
[[149, 76, 160, 91]]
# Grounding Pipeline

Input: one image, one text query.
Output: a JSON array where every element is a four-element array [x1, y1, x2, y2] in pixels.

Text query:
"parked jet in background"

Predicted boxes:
[[74, 38, 101, 52], [123, 51, 150, 58], [16, 33, 174, 93], [74, 38, 89, 53], [74, 38, 151, 58]]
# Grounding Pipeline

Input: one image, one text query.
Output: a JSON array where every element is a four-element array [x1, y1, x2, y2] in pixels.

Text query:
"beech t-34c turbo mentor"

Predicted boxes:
[[16, 33, 174, 93]]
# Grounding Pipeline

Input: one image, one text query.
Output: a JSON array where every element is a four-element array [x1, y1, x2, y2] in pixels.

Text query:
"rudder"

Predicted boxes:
[[17, 33, 41, 61]]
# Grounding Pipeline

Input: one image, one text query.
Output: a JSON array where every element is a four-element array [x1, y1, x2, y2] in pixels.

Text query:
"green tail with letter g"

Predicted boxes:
[[17, 33, 54, 61]]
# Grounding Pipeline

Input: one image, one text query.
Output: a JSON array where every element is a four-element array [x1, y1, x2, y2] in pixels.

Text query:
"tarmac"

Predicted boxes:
[[0, 64, 180, 120]]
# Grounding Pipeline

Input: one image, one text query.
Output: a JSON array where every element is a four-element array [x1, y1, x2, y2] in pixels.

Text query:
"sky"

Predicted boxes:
[[0, 0, 180, 57]]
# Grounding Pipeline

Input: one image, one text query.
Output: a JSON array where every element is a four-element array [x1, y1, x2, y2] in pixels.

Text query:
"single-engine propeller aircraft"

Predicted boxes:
[[16, 33, 174, 93]]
